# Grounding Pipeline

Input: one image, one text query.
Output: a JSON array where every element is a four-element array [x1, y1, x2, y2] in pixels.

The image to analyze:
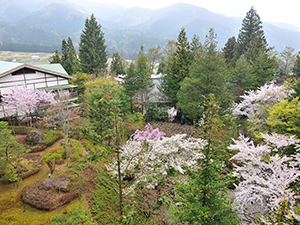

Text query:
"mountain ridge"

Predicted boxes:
[[0, 0, 299, 56]]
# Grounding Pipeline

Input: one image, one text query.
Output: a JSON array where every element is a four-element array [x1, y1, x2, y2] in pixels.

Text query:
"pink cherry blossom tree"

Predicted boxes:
[[2, 85, 56, 126], [130, 123, 166, 141], [229, 133, 300, 224]]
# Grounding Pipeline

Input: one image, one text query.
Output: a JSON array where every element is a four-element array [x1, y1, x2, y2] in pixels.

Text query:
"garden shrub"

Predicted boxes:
[[145, 103, 168, 122], [42, 130, 63, 146], [69, 139, 85, 162], [13, 126, 35, 135]]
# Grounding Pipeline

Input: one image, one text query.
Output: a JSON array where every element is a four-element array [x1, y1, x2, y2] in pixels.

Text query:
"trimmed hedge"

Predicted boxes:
[[42, 130, 63, 146]]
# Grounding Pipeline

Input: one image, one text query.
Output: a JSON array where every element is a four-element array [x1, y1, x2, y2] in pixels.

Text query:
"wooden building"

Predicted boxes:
[[0, 61, 78, 119]]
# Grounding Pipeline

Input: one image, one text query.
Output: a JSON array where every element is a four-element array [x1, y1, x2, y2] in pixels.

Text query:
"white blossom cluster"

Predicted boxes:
[[106, 134, 206, 193], [229, 134, 300, 224], [231, 82, 294, 130]]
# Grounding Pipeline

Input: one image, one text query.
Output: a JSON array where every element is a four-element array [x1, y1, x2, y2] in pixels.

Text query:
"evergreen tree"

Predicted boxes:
[[110, 52, 125, 75], [235, 7, 276, 88], [231, 55, 255, 101], [0, 122, 26, 173], [160, 27, 192, 105], [279, 46, 296, 77], [235, 6, 267, 61], [222, 36, 236, 68], [123, 62, 137, 113], [190, 34, 202, 58], [292, 52, 300, 77], [132, 45, 154, 113], [50, 37, 78, 75], [123, 46, 153, 113], [147, 45, 162, 72], [79, 14, 108, 76], [177, 28, 231, 121], [173, 95, 239, 225], [250, 47, 277, 87], [49, 50, 61, 64]]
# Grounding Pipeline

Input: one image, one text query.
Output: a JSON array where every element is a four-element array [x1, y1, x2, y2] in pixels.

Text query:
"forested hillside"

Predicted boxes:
[[1, 0, 300, 56]]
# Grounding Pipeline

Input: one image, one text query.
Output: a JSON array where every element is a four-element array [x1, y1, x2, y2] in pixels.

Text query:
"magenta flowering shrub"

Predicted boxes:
[[131, 123, 166, 141]]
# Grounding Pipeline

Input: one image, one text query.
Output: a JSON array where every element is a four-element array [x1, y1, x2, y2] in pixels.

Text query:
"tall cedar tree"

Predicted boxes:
[[222, 36, 236, 68], [235, 7, 276, 88], [279, 46, 296, 77], [190, 34, 202, 58], [50, 37, 78, 75], [292, 52, 300, 77], [123, 62, 136, 113], [123, 45, 153, 113], [160, 27, 192, 105], [79, 14, 108, 76], [147, 45, 162, 72], [235, 7, 267, 61], [50, 50, 61, 63], [231, 55, 256, 102], [62, 37, 78, 75], [173, 95, 239, 225], [177, 28, 231, 121], [110, 52, 125, 75], [86, 78, 129, 144]]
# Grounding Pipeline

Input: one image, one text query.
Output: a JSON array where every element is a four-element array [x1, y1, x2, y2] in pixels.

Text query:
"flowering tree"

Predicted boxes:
[[231, 82, 294, 133], [229, 133, 300, 224], [106, 130, 206, 194], [2, 85, 56, 126], [130, 123, 166, 141]]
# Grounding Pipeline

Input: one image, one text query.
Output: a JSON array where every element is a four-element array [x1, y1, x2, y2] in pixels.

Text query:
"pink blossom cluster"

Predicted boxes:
[[2, 85, 56, 115], [131, 123, 166, 141]]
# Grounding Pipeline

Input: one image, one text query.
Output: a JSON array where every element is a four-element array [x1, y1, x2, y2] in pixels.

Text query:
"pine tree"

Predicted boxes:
[[177, 28, 231, 121], [160, 27, 192, 105], [292, 52, 300, 77], [222, 36, 236, 68], [231, 55, 256, 101], [50, 37, 78, 75], [235, 7, 276, 88], [147, 45, 162, 72], [190, 34, 202, 58], [173, 95, 239, 225], [79, 14, 108, 76], [235, 7, 267, 60], [110, 52, 125, 75], [49, 50, 61, 64]]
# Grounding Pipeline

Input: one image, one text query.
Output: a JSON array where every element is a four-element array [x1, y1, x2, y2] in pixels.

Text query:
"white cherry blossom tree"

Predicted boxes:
[[229, 133, 300, 224]]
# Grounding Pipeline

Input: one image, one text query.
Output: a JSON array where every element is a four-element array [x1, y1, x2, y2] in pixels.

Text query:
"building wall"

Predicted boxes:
[[0, 70, 70, 118]]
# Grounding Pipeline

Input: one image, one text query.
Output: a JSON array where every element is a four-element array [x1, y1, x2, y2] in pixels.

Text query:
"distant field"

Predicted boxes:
[[0, 51, 53, 64]]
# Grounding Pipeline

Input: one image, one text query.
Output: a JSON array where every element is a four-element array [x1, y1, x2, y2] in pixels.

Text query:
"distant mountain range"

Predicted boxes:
[[1, 0, 300, 57]]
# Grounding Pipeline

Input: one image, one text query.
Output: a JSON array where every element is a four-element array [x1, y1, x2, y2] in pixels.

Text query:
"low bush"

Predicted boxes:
[[42, 130, 63, 146], [145, 104, 168, 122], [13, 126, 35, 135]]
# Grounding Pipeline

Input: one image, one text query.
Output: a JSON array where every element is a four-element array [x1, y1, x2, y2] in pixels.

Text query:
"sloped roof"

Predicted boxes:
[[0, 61, 72, 79]]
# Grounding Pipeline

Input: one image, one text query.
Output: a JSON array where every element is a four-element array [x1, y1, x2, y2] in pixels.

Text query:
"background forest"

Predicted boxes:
[[2, 5, 300, 225]]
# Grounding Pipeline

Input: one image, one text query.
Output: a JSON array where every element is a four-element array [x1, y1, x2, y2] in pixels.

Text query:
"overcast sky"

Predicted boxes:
[[89, 0, 300, 28]]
